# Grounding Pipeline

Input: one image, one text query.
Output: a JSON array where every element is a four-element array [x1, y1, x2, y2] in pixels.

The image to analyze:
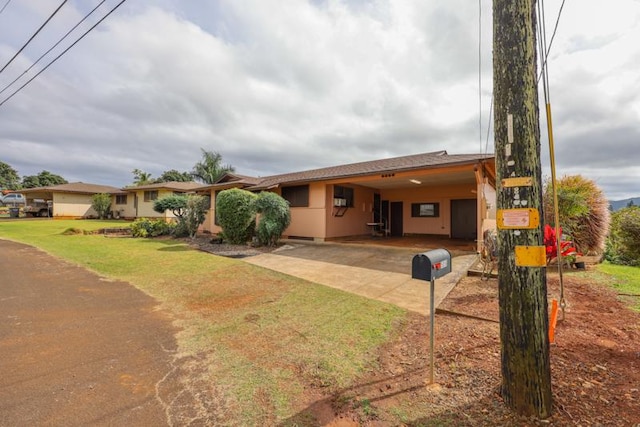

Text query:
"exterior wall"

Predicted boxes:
[[381, 183, 478, 237], [111, 194, 136, 219], [52, 193, 96, 218], [131, 189, 178, 219], [281, 182, 326, 239], [325, 184, 376, 238]]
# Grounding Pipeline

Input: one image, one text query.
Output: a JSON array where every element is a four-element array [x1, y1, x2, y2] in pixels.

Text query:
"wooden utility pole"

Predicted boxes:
[[493, 0, 552, 418]]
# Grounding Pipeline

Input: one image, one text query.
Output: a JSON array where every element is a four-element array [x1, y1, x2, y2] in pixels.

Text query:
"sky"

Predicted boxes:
[[0, 0, 638, 200]]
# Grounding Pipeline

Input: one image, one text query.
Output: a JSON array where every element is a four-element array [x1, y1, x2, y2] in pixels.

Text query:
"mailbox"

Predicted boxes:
[[412, 249, 452, 281]]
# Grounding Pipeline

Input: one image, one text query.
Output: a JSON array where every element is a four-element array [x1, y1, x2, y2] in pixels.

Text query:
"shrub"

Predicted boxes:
[[605, 206, 640, 266], [216, 188, 257, 244], [154, 194, 209, 238], [543, 175, 610, 255], [130, 218, 175, 238], [91, 193, 112, 219], [255, 191, 291, 246]]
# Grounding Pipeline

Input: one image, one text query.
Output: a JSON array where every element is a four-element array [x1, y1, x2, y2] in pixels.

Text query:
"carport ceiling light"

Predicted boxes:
[[409, 179, 422, 184]]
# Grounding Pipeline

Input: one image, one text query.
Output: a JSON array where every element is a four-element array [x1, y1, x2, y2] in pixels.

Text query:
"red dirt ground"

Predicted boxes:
[[311, 268, 640, 426]]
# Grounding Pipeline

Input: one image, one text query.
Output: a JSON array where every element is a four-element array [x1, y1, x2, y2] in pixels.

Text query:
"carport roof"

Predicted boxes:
[[20, 182, 126, 195], [247, 150, 494, 189]]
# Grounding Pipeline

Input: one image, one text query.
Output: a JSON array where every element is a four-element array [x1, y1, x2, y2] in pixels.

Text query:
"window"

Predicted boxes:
[[333, 185, 354, 207], [144, 190, 158, 202], [281, 185, 309, 207], [411, 202, 440, 217], [115, 195, 127, 205]]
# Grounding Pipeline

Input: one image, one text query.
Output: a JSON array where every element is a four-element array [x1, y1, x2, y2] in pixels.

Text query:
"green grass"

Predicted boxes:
[[597, 262, 640, 311], [0, 219, 406, 424]]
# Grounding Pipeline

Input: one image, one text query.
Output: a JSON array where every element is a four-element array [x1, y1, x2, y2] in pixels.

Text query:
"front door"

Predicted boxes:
[[390, 201, 403, 237], [451, 199, 476, 239]]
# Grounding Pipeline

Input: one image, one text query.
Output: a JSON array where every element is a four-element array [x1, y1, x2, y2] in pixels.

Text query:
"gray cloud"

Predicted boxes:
[[0, 0, 638, 200]]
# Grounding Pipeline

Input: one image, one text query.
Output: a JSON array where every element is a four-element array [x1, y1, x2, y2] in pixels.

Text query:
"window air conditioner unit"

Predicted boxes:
[[334, 198, 346, 207]]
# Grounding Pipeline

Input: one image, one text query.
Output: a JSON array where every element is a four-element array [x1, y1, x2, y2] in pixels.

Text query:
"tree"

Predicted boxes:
[[153, 194, 188, 217], [605, 206, 640, 266], [543, 175, 610, 255], [91, 193, 112, 219], [255, 192, 291, 246], [215, 188, 257, 244], [156, 169, 192, 183], [192, 149, 235, 184], [628, 199, 636, 208], [153, 194, 209, 239], [494, 0, 552, 418], [132, 169, 154, 186], [0, 161, 20, 190], [21, 170, 67, 188]]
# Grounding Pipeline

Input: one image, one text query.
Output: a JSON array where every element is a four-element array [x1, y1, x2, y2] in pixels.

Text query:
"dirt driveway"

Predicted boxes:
[[0, 240, 182, 426]]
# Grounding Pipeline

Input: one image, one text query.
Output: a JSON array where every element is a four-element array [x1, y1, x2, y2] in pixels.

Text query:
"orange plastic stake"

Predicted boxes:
[[549, 299, 559, 343]]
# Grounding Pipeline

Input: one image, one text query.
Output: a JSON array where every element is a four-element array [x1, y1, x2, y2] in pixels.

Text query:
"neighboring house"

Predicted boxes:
[[20, 182, 124, 218], [122, 181, 203, 219], [198, 151, 497, 244]]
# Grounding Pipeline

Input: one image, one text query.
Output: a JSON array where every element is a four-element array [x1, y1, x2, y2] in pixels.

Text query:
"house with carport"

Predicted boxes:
[[20, 182, 126, 218], [20, 181, 204, 219], [198, 151, 496, 244]]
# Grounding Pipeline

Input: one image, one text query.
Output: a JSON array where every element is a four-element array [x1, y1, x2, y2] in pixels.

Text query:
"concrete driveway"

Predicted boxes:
[[245, 242, 478, 315]]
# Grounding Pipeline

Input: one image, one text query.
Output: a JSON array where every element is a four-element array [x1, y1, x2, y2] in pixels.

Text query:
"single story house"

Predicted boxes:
[[20, 182, 126, 218], [198, 150, 496, 244], [19, 181, 203, 219], [120, 181, 203, 219]]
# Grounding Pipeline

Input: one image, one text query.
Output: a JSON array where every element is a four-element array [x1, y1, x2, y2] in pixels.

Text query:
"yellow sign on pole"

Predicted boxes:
[[502, 177, 533, 187], [497, 208, 540, 229], [515, 246, 547, 267]]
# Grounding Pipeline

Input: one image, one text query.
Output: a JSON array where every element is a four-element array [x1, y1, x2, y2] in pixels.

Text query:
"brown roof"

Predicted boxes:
[[20, 182, 125, 195], [194, 173, 264, 192], [247, 151, 494, 189], [123, 181, 203, 192]]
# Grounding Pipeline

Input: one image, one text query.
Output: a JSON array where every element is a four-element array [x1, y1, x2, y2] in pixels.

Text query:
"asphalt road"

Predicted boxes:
[[0, 239, 182, 426]]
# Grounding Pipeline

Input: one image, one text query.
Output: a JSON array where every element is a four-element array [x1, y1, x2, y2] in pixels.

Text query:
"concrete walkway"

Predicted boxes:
[[245, 243, 477, 316]]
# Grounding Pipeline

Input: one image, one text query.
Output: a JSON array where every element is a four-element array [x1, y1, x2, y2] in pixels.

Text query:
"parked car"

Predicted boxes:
[[0, 193, 26, 206]]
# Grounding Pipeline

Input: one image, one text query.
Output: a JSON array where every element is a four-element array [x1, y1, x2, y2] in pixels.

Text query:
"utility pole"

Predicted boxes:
[[493, 0, 553, 419]]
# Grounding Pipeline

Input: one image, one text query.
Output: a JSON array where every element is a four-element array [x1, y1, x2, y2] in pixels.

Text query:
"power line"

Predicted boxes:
[[537, 0, 567, 83], [0, 0, 68, 75], [0, 0, 13, 16], [0, 0, 108, 97], [0, 0, 128, 107]]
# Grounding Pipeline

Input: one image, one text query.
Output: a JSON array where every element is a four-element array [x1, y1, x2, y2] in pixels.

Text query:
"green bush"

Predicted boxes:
[[130, 218, 175, 238], [91, 193, 112, 219], [543, 175, 610, 255], [154, 194, 209, 238], [605, 206, 640, 266], [216, 188, 257, 244], [255, 191, 291, 246]]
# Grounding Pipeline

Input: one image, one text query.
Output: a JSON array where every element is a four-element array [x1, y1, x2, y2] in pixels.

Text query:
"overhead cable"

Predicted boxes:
[[0, 0, 68, 75], [0, 0, 13, 16], [0, 0, 128, 107], [0, 0, 108, 97]]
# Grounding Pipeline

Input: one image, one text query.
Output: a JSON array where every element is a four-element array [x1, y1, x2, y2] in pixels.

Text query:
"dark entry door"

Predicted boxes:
[[451, 199, 476, 239], [390, 202, 403, 237]]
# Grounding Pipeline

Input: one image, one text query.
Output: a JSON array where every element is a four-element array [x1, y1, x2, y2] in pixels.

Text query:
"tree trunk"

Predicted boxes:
[[493, 0, 553, 418]]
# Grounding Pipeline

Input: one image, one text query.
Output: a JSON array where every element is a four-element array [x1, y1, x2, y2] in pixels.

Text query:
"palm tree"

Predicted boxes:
[[132, 169, 153, 186], [191, 149, 235, 184]]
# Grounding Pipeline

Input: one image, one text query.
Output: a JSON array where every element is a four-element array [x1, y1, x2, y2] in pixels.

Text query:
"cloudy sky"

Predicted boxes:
[[0, 0, 638, 200]]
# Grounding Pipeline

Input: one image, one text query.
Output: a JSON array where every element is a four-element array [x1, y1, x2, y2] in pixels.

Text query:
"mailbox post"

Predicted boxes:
[[411, 249, 452, 384]]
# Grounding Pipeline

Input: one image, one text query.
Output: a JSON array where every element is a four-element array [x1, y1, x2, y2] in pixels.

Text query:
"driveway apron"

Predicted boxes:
[[245, 243, 477, 315]]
